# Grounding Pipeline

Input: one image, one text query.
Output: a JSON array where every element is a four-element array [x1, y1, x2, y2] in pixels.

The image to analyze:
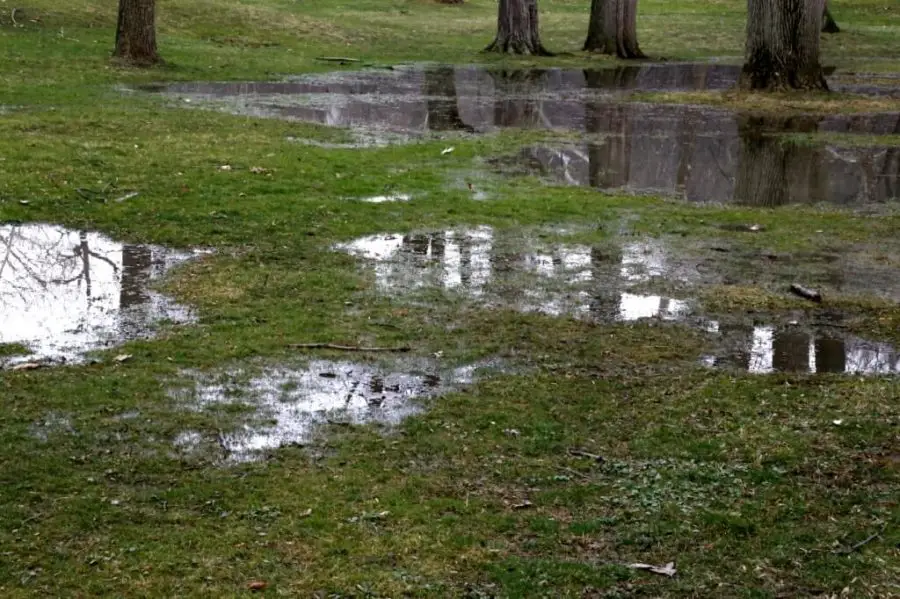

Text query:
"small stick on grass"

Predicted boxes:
[[832, 527, 885, 555], [567, 448, 604, 462], [11, 8, 20, 27], [790, 283, 822, 303], [315, 56, 361, 63], [289, 343, 411, 353]]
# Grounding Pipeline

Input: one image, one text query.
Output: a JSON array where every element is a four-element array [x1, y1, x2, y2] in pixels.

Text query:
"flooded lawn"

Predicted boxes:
[[141, 64, 900, 206], [172, 358, 498, 462], [335, 227, 900, 375], [0, 223, 200, 365]]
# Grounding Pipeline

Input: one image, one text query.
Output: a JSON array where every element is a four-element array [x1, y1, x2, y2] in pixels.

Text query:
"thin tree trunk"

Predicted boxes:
[[822, 1, 840, 33], [739, 0, 827, 91], [485, 0, 552, 56], [114, 0, 161, 66], [583, 0, 644, 58]]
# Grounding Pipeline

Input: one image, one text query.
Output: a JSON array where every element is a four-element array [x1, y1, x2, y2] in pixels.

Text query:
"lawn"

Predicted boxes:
[[0, 0, 899, 596]]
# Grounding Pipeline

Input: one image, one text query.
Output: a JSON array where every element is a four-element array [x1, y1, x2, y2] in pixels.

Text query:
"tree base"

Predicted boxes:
[[484, 38, 553, 56], [738, 64, 828, 92], [112, 52, 165, 68]]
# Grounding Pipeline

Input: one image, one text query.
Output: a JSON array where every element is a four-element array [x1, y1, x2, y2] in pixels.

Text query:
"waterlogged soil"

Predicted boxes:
[[0, 223, 201, 365], [171, 358, 500, 462], [335, 227, 900, 376]]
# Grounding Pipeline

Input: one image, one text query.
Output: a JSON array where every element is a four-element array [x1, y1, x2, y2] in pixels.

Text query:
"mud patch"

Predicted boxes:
[[173, 358, 497, 462], [0, 223, 201, 365]]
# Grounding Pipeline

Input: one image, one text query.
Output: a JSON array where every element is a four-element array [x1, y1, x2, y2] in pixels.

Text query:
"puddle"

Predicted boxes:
[[500, 104, 900, 207], [0, 223, 200, 364], [356, 193, 412, 203], [706, 324, 899, 375], [174, 358, 495, 461], [141, 64, 900, 140], [335, 227, 899, 376]]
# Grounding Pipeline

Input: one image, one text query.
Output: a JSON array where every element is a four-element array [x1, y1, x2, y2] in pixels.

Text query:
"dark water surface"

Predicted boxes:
[[144, 64, 900, 206]]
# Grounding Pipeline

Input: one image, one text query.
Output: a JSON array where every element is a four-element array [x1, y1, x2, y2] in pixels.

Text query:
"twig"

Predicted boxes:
[[289, 343, 411, 353], [11, 8, 20, 27], [567, 448, 604, 462], [832, 527, 885, 555], [314, 56, 361, 63], [559, 466, 590, 481], [790, 283, 822, 303]]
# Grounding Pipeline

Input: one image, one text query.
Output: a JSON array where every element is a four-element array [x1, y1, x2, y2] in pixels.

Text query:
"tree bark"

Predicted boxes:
[[739, 0, 827, 91], [114, 0, 161, 66], [822, 1, 840, 33], [485, 0, 552, 56], [583, 0, 645, 58]]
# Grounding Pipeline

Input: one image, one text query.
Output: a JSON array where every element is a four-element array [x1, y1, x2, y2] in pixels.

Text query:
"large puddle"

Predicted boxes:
[[173, 358, 495, 461], [143, 64, 900, 137], [335, 228, 900, 376], [499, 106, 900, 206], [0, 223, 200, 365], [143, 64, 900, 206]]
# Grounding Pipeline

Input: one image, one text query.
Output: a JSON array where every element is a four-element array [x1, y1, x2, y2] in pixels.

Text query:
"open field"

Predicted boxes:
[[1, 0, 899, 596]]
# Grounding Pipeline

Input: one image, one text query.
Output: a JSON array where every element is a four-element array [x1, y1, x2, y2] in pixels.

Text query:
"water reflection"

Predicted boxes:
[[711, 325, 899, 374], [0, 223, 197, 363], [177, 359, 491, 461], [336, 227, 899, 375], [516, 105, 900, 206]]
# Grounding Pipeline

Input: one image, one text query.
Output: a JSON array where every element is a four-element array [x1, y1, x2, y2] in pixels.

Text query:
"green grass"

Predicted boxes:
[[1, 0, 899, 596]]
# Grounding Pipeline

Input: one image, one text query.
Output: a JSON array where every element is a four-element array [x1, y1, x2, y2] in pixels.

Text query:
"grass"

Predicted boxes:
[[1, 0, 899, 596]]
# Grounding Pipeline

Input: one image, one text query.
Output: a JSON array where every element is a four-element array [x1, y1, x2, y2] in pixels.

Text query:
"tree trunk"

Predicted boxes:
[[114, 0, 161, 66], [739, 0, 827, 91], [485, 0, 552, 56], [424, 68, 474, 132], [822, 1, 840, 33], [583, 0, 644, 58]]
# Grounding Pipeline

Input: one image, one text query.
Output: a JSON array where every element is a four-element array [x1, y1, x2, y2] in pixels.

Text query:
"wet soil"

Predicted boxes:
[[0, 223, 201, 365]]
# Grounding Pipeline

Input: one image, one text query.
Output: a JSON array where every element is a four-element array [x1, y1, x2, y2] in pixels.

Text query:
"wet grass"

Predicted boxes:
[[1, 0, 900, 596]]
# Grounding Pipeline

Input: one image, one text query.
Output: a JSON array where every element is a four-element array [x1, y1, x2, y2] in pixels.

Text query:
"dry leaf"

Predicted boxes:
[[249, 166, 271, 175], [218, 165, 232, 171], [247, 581, 268, 591], [441, 147, 455, 155], [114, 354, 133, 363], [299, 508, 313, 518]]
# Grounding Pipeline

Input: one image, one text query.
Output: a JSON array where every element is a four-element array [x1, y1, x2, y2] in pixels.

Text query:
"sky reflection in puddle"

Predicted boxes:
[[175, 359, 492, 461], [0, 223, 199, 364], [336, 227, 899, 376]]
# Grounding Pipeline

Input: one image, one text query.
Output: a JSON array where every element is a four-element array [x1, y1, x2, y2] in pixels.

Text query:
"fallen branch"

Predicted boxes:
[[790, 283, 822, 303], [832, 527, 884, 555], [11, 8, 20, 27], [627, 561, 677, 577], [567, 448, 604, 462], [314, 56, 361, 63], [289, 343, 411, 353]]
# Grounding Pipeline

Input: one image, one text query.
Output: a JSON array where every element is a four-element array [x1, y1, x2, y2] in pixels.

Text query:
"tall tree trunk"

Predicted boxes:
[[822, 1, 840, 33], [583, 0, 644, 58], [114, 0, 161, 66], [739, 0, 827, 91], [583, 0, 617, 54], [485, 0, 552, 56]]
